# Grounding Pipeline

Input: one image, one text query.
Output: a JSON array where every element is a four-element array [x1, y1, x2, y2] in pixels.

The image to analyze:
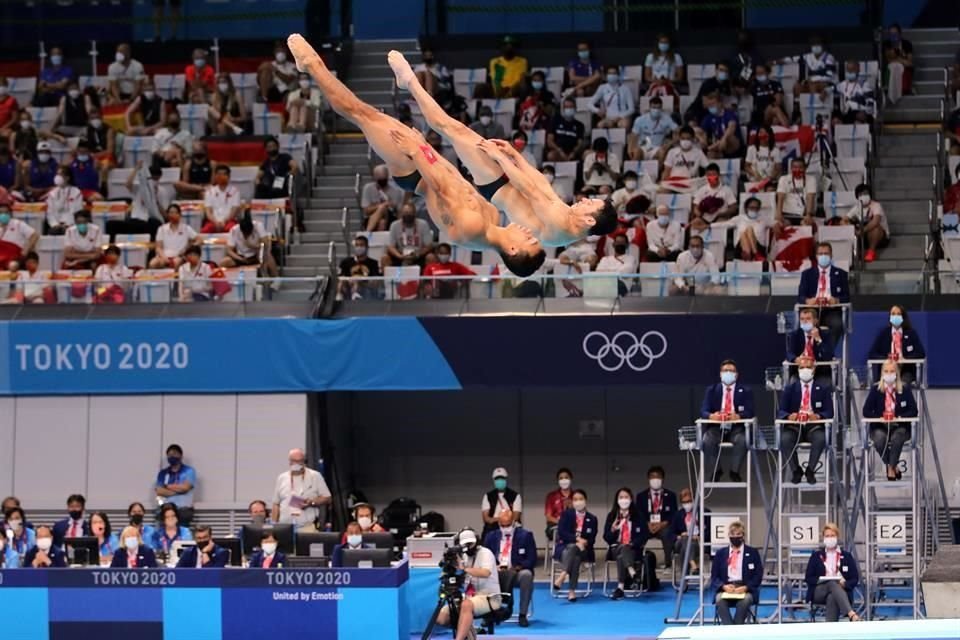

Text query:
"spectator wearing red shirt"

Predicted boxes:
[[0, 78, 20, 136], [422, 243, 474, 299], [185, 49, 216, 97], [543, 467, 574, 540]]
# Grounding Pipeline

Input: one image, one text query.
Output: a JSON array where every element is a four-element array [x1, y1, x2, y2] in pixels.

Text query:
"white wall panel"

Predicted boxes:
[[161, 395, 238, 505], [0, 398, 15, 501], [14, 396, 89, 506], [88, 395, 163, 506], [236, 394, 307, 505]]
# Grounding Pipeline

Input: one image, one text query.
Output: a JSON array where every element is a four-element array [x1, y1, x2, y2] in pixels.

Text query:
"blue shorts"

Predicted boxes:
[[393, 170, 422, 193]]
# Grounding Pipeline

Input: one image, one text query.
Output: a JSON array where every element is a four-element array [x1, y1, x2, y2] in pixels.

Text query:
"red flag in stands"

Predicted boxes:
[[771, 225, 814, 272], [209, 266, 233, 299]]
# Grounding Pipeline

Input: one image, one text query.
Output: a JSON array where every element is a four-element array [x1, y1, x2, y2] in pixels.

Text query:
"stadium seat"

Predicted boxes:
[[278, 133, 309, 167], [575, 97, 594, 134], [639, 262, 674, 297], [855, 60, 880, 88], [28, 107, 58, 132], [798, 92, 833, 126], [177, 103, 209, 138], [479, 98, 516, 135], [542, 161, 578, 198], [620, 65, 644, 102], [655, 192, 692, 226], [771, 259, 811, 296], [532, 66, 564, 98], [622, 159, 661, 183], [78, 75, 109, 93], [938, 259, 960, 293], [230, 72, 259, 110], [201, 234, 230, 265], [174, 200, 206, 231], [526, 129, 546, 168], [734, 94, 754, 125], [7, 77, 37, 109], [822, 191, 856, 221], [453, 68, 486, 100], [640, 95, 675, 114], [122, 136, 155, 168], [53, 269, 93, 304], [220, 267, 259, 302], [771, 62, 800, 95], [383, 265, 421, 300], [828, 157, 867, 190], [252, 103, 282, 136], [47, 137, 78, 165], [153, 74, 186, 101], [687, 64, 716, 100], [834, 124, 871, 159], [37, 236, 65, 272], [250, 199, 285, 235], [12, 202, 45, 233], [113, 233, 151, 268], [135, 269, 176, 304], [728, 260, 763, 296], [590, 128, 626, 169], [818, 225, 856, 265], [678, 94, 696, 116], [467, 264, 497, 300], [717, 158, 742, 189], [89, 201, 130, 231], [230, 166, 259, 201]]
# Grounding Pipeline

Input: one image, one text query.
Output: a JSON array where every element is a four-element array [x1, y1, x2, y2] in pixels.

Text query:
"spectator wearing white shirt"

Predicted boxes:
[[110, 162, 169, 239], [271, 448, 332, 531], [286, 73, 322, 133], [590, 66, 635, 129], [361, 164, 406, 232], [582, 136, 620, 188], [221, 214, 279, 278], [63, 210, 103, 270], [671, 235, 722, 295], [202, 165, 243, 233], [795, 35, 837, 95], [836, 60, 876, 124], [258, 41, 298, 102], [150, 204, 198, 269], [44, 166, 84, 234], [152, 113, 193, 167], [644, 34, 685, 98], [843, 184, 888, 263], [596, 233, 638, 296], [611, 170, 655, 217], [8, 251, 47, 304], [744, 126, 781, 183], [177, 245, 213, 302], [691, 163, 737, 233], [542, 165, 571, 204], [0, 204, 39, 270], [383, 203, 434, 268], [775, 157, 816, 227], [736, 196, 770, 261], [628, 96, 678, 162], [645, 205, 683, 262], [663, 126, 708, 181], [93, 245, 134, 303], [107, 43, 145, 104]]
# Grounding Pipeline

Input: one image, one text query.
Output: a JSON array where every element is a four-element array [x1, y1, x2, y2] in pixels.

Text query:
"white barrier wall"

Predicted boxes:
[[0, 394, 307, 510]]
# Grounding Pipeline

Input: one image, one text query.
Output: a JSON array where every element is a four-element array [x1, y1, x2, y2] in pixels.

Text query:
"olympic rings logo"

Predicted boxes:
[[582, 331, 668, 372]]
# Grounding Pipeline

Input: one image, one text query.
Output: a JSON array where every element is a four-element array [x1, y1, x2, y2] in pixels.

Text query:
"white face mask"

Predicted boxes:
[[798, 368, 814, 383], [858, 194, 871, 206], [682, 502, 694, 512], [299, 79, 310, 90], [357, 516, 373, 530], [289, 463, 304, 473], [617, 498, 632, 510], [262, 542, 277, 556], [346, 534, 362, 547], [8, 520, 22, 531], [679, 139, 693, 151], [218, 83, 230, 94], [37, 538, 53, 552], [124, 536, 139, 550], [275, 52, 287, 63], [143, 91, 155, 100], [115, 52, 125, 63], [479, 115, 492, 126], [572, 500, 586, 512], [37, 152, 51, 163], [624, 179, 637, 190], [19, 120, 31, 130], [649, 478, 663, 490], [823, 536, 838, 549], [558, 477, 571, 490], [500, 523, 513, 534], [68, 89, 81, 99], [882, 373, 897, 385], [54, 174, 65, 187]]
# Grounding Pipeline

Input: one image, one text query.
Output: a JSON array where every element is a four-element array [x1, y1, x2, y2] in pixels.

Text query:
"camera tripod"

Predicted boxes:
[[811, 114, 847, 198], [421, 581, 465, 640]]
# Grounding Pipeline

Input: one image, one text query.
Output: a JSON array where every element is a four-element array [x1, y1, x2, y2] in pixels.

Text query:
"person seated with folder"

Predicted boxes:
[[248, 530, 287, 568], [786, 307, 835, 384], [110, 526, 158, 568], [710, 521, 763, 625], [777, 355, 833, 485], [862, 359, 918, 481], [331, 521, 374, 567], [803, 522, 860, 622]]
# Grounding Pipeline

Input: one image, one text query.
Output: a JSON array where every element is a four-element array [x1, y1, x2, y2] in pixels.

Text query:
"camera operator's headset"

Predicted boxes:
[[351, 502, 376, 521]]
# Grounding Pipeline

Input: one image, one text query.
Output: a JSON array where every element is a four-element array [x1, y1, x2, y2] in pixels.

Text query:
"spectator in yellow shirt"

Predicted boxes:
[[487, 36, 528, 98]]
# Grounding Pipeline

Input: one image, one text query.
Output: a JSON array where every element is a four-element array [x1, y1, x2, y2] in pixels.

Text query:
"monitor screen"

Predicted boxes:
[[64, 536, 99, 566], [361, 532, 394, 550], [341, 548, 392, 568], [213, 537, 242, 567], [294, 532, 341, 557], [241, 524, 295, 557]]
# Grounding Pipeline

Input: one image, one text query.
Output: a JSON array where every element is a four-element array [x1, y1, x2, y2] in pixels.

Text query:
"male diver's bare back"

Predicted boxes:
[[493, 185, 584, 247]]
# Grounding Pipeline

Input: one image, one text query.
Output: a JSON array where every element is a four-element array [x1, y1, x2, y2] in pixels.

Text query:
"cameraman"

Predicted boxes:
[[437, 528, 501, 640]]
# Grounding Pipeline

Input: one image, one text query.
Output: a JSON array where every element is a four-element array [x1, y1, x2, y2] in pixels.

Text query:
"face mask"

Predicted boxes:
[[729, 536, 744, 548], [513, 139, 526, 151], [69, 510, 83, 521], [811, 45, 823, 55], [563, 108, 576, 119], [37, 538, 53, 552], [756, 74, 768, 84], [275, 52, 287, 63], [691, 247, 703, 259], [746, 208, 760, 219], [798, 368, 814, 382], [707, 175, 719, 187], [572, 500, 586, 512], [650, 108, 662, 118], [858, 194, 871, 206], [679, 139, 693, 151], [20, 120, 32, 130], [143, 90, 156, 100], [607, 74, 619, 85], [75, 223, 92, 236], [194, 58, 206, 68], [493, 478, 507, 491], [218, 83, 230, 93], [168, 121, 180, 130], [657, 215, 670, 227], [792, 168, 805, 179], [800, 321, 814, 333], [882, 373, 897, 385], [438, 254, 451, 263], [262, 541, 278, 555], [682, 502, 694, 512], [649, 478, 663, 490], [823, 536, 838, 549], [658, 42, 670, 53], [717, 71, 728, 82], [578, 50, 590, 60], [68, 89, 81, 100], [124, 536, 139, 550], [77, 154, 90, 163], [531, 80, 543, 91], [500, 524, 514, 535], [708, 105, 720, 116], [50, 55, 63, 66], [267, 148, 279, 157], [115, 52, 125, 63], [721, 371, 737, 386], [195, 539, 210, 550], [401, 216, 415, 225], [0, 213, 11, 225], [544, 173, 555, 184], [817, 254, 831, 268], [890, 314, 903, 328], [251, 514, 266, 527], [299, 79, 310, 90], [8, 519, 22, 531], [376, 178, 388, 188], [54, 174, 65, 187], [357, 516, 373, 529], [354, 245, 367, 256], [130, 514, 143, 526], [558, 477, 571, 490], [290, 463, 304, 473], [479, 115, 492, 126], [624, 179, 638, 191], [618, 498, 632, 510], [167, 455, 181, 466], [845, 71, 857, 81]]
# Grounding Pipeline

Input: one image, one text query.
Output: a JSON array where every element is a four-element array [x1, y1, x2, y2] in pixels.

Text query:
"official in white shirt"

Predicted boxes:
[[45, 167, 85, 233], [202, 165, 242, 233], [221, 215, 279, 279], [611, 170, 655, 216], [645, 205, 683, 262], [94, 246, 134, 300], [671, 235, 722, 295], [775, 157, 816, 225], [271, 448, 332, 531], [590, 66, 635, 129], [596, 234, 638, 296], [177, 245, 213, 301], [63, 211, 104, 270], [150, 204, 199, 269], [436, 528, 500, 640]]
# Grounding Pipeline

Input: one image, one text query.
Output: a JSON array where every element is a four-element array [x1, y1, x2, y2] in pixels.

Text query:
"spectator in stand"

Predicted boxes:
[[867, 305, 925, 387], [111, 525, 158, 569], [596, 232, 637, 296], [516, 70, 556, 133], [383, 203, 433, 268], [24, 526, 67, 569], [553, 489, 598, 602], [509, 131, 538, 168], [153, 111, 193, 167], [84, 109, 117, 181], [883, 24, 913, 105], [841, 183, 888, 262], [691, 163, 737, 232], [628, 96, 677, 163], [156, 444, 196, 524], [112, 162, 168, 239], [3, 506, 35, 555], [255, 136, 297, 199], [202, 165, 242, 233], [700, 93, 742, 159], [798, 242, 849, 343], [637, 466, 678, 568], [671, 235, 723, 296], [944, 104, 960, 157], [944, 165, 960, 214], [480, 467, 522, 539], [44, 166, 83, 233], [751, 64, 789, 127], [745, 125, 781, 185], [544, 468, 574, 539], [583, 136, 620, 189], [775, 157, 816, 227], [93, 245, 134, 303], [125, 81, 166, 136], [222, 213, 279, 280], [487, 36, 528, 98], [7, 251, 47, 304], [259, 41, 298, 103], [271, 448, 332, 532], [787, 307, 835, 368], [603, 488, 646, 599], [249, 530, 286, 568], [15, 109, 64, 162], [175, 141, 213, 199], [663, 126, 708, 181], [90, 512, 119, 563], [863, 359, 919, 482], [176, 525, 228, 568], [566, 41, 602, 97], [0, 142, 22, 197], [127, 502, 157, 550], [644, 34, 685, 99], [803, 523, 861, 622], [185, 49, 216, 97], [645, 205, 682, 262], [414, 46, 453, 101], [700, 359, 753, 482], [361, 164, 405, 232], [35, 46, 74, 107], [422, 242, 474, 299], [711, 521, 763, 625], [611, 170, 655, 216], [52, 493, 89, 548], [0, 203, 39, 269], [836, 60, 876, 124], [795, 35, 838, 96], [209, 73, 247, 137], [590, 66, 635, 129], [177, 245, 213, 302], [54, 81, 91, 136], [69, 139, 103, 196], [286, 72, 322, 133], [0, 79, 19, 136], [63, 210, 104, 270], [483, 509, 535, 626], [107, 43, 145, 104], [541, 165, 571, 204], [778, 354, 834, 485], [470, 105, 506, 140], [339, 235, 381, 300], [688, 62, 734, 124], [546, 97, 586, 162]]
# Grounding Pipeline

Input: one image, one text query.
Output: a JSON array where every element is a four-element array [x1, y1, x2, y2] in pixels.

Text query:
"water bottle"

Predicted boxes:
[[774, 373, 783, 391], [776, 312, 786, 334]]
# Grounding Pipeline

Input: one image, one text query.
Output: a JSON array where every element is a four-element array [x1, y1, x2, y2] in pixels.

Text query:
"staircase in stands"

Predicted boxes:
[[868, 28, 958, 290], [281, 39, 420, 299]]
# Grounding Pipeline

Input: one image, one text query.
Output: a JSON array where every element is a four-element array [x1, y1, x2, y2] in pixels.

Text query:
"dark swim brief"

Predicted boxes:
[[476, 174, 509, 202], [393, 170, 422, 193]]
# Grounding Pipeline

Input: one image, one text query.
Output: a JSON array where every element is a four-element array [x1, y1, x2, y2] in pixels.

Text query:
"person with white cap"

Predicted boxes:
[[481, 466, 522, 539], [435, 527, 501, 640]]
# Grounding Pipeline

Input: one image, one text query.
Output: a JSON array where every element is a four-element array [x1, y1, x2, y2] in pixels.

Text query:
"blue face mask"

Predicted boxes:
[[562, 108, 576, 119], [578, 50, 590, 60], [494, 478, 507, 491], [531, 80, 544, 91], [746, 208, 759, 219], [657, 215, 670, 227], [716, 71, 728, 82], [890, 314, 903, 328], [845, 71, 857, 81], [811, 45, 823, 55], [756, 74, 768, 84], [800, 321, 813, 333], [606, 74, 619, 85], [76, 223, 88, 234], [0, 213, 10, 225], [817, 254, 832, 268], [708, 106, 720, 115], [649, 108, 662, 118], [167, 455, 181, 466], [658, 42, 670, 53], [720, 371, 737, 386], [50, 55, 63, 66]]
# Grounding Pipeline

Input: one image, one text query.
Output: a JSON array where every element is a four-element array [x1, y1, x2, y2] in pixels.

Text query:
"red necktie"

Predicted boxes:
[[817, 269, 827, 298], [722, 387, 733, 414], [575, 513, 585, 533], [685, 512, 693, 528], [262, 555, 271, 569], [728, 548, 739, 571], [884, 386, 896, 415], [801, 383, 811, 412], [891, 329, 902, 360], [466, 583, 476, 597], [620, 518, 630, 545], [501, 534, 512, 565], [69, 522, 78, 537], [129, 552, 137, 568], [804, 335, 814, 358]]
